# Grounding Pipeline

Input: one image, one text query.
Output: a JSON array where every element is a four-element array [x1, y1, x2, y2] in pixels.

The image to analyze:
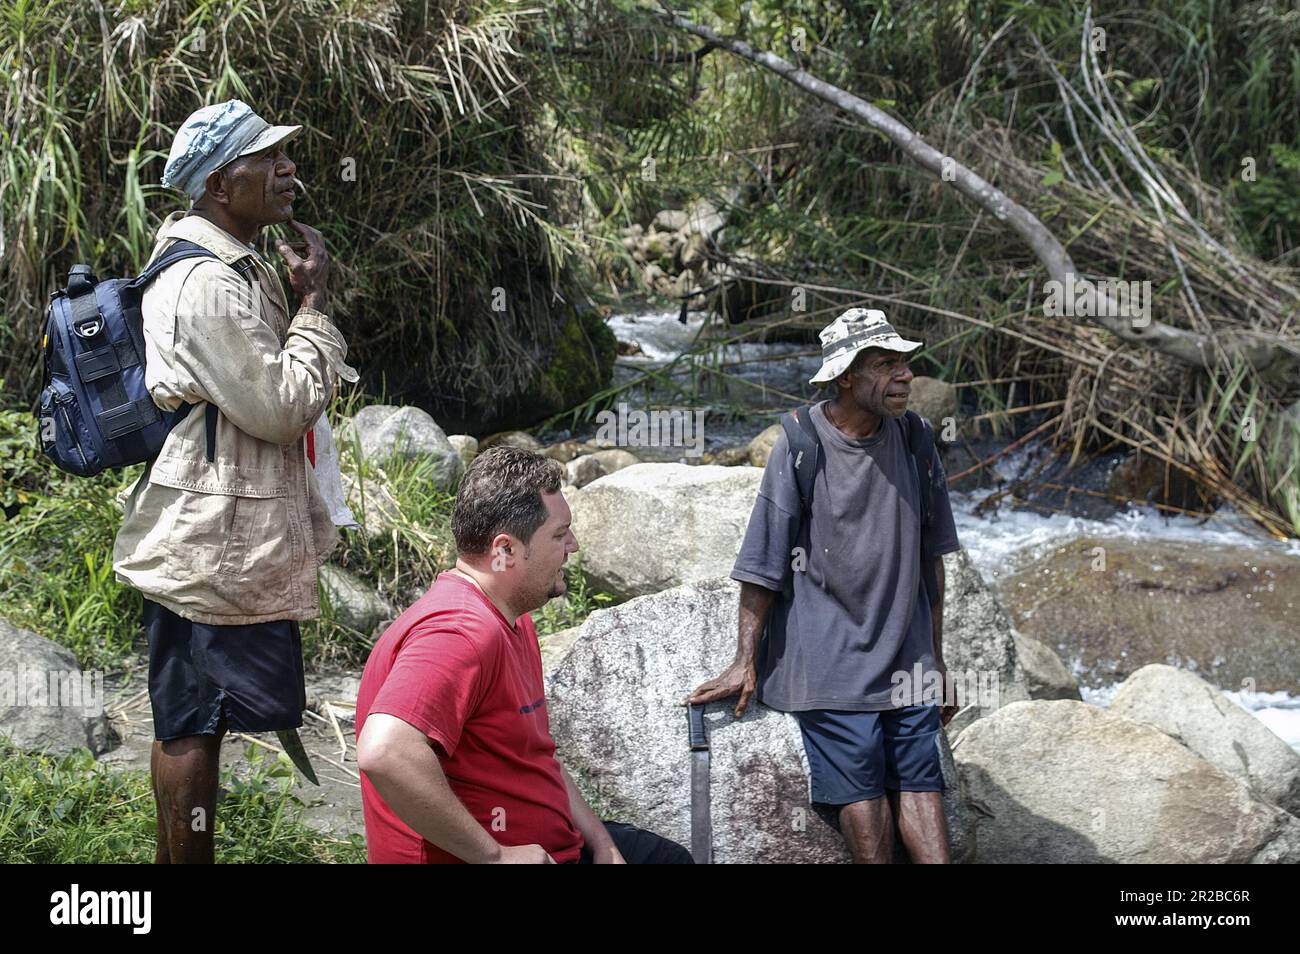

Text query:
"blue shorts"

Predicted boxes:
[[795, 705, 945, 805]]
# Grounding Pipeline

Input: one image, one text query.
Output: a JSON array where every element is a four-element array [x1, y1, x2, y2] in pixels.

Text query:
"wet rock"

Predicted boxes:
[[1106, 452, 1206, 510], [997, 536, 1300, 692], [1012, 634, 1081, 701]]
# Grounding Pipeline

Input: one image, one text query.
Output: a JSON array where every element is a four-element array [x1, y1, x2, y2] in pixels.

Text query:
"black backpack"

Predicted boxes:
[[38, 240, 256, 475], [779, 406, 941, 605]]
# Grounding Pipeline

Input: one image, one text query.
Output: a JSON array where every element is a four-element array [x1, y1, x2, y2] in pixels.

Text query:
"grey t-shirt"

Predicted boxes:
[[731, 401, 961, 711]]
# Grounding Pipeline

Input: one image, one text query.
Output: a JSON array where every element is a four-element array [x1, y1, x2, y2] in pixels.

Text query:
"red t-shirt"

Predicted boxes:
[[355, 571, 583, 863]]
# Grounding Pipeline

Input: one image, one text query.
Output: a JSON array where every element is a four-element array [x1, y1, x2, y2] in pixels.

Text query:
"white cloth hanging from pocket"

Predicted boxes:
[[309, 413, 358, 529]]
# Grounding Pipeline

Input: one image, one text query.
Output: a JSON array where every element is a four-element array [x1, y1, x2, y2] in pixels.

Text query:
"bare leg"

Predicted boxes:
[[151, 730, 224, 863], [150, 740, 168, 864], [838, 797, 894, 864], [893, 790, 950, 863]]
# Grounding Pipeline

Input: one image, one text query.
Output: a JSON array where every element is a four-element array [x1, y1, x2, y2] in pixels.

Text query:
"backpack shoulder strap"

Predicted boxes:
[[131, 239, 259, 289], [776, 405, 821, 601], [130, 240, 219, 287], [903, 410, 942, 606], [903, 410, 934, 531], [780, 404, 821, 515]]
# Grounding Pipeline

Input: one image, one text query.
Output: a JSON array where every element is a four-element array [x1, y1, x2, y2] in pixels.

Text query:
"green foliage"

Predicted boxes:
[[308, 388, 617, 655], [0, 384, 619, 671], [0, 397, 47, 510], [1231, 144, 1300, 258], [537, 305, 620, 413], [532, 555, 614, 637], [540, 0, 1300, 535], [0, 410, 143, 669], [0, 739, 362, 863]]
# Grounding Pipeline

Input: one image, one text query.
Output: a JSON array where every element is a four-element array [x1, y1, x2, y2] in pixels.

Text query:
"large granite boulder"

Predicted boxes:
[[547, 578, 975, 863], [539, 625, 581, 678], [952, 699, 1300, 863], [997, 536, 1300, 692], [566, 464, 763, 599], [938, 550, 1032, 735], [1110, 664, 1300, 816], [343, 405, 463, 489], [0, 620, 111, 756]]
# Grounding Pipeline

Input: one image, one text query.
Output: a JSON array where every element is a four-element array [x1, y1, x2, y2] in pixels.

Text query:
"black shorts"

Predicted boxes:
[[576, 821, 693, 864], [143, 599, 306, 741]]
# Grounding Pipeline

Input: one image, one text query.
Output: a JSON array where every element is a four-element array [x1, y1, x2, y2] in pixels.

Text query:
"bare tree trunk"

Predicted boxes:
[[655, 5, 1285, 372]]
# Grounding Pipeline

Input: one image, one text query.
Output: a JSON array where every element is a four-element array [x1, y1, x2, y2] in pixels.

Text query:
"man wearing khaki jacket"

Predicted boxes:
[[113, 100, 358, 863]]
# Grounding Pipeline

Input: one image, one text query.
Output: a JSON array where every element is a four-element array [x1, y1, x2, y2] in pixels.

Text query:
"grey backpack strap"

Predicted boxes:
[[779, 405, 821, 599], [780, 405, 821, 516], [903, 411, 940, 606]]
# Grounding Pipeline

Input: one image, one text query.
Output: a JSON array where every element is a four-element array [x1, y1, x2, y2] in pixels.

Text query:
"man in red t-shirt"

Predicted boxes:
[[356, 445, 691, 863]]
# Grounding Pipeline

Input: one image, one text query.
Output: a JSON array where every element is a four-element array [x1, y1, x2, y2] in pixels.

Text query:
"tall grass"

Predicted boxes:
[[0, 0, 611, 431]]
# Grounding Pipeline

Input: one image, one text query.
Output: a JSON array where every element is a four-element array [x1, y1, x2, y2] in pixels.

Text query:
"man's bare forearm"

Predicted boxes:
[[735, 581, 777, 668], [931, 556, 946, 655], [360, 729, 502, 863], [561, 764, 619, 860], [687, 581, 776, 715]]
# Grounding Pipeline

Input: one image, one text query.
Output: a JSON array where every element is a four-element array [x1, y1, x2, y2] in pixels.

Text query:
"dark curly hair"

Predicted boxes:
[[451, 445, 563, 556]]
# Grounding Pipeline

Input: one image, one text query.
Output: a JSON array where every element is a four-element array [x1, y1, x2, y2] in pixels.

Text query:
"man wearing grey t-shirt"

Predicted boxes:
[[689, 308, 961, 864]]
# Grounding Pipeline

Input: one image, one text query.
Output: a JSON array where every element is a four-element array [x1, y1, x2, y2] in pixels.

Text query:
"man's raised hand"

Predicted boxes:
[[276, 218, 329, 311]]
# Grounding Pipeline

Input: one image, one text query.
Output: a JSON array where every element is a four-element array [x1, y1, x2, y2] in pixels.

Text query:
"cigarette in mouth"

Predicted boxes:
[[292, 176, 306, 195]]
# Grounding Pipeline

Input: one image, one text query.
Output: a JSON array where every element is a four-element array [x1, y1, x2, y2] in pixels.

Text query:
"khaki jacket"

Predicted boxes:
[[113, 211, 358, 625]]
